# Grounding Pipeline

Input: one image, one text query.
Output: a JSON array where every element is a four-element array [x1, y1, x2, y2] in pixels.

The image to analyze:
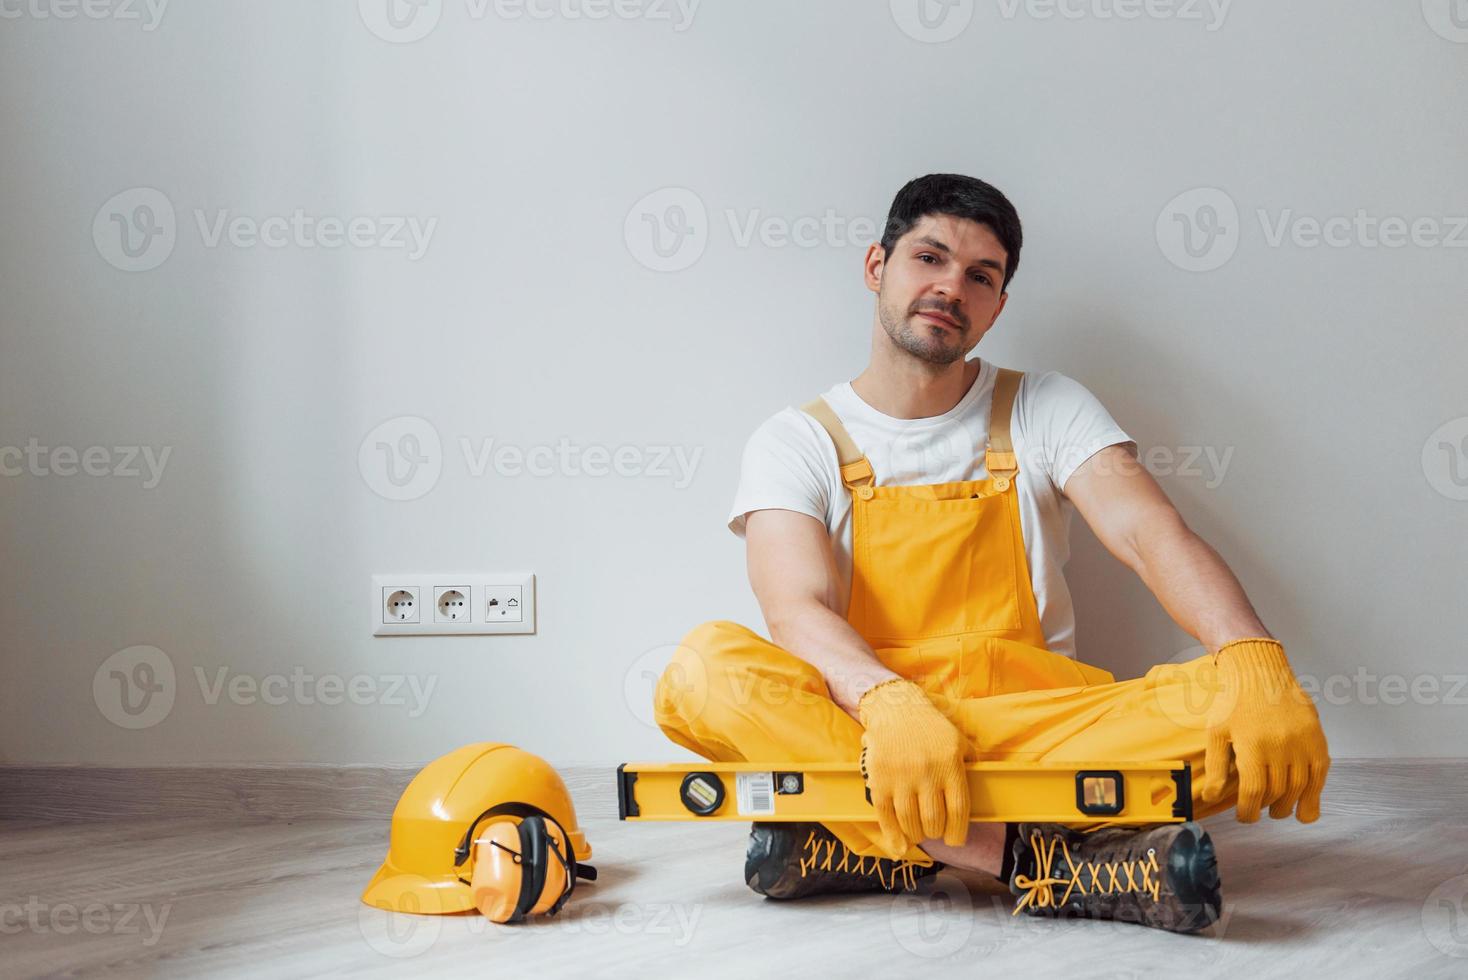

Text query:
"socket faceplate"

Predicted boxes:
[[372, 573, 535, 636]]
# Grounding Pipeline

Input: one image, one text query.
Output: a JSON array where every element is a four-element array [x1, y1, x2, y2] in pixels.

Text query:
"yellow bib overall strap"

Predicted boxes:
[[800, 367, 1111, 700], [800, 394, 876, 494], [983, 365, 1021, 492]]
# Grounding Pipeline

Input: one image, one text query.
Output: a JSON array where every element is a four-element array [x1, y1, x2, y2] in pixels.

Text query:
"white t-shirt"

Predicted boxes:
[[727, 359, 1134, 659]]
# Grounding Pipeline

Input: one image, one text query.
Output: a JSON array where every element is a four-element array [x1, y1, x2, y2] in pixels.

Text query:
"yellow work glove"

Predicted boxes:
[[1200, 638, 1330, 823], [857, 678, 972, 855]]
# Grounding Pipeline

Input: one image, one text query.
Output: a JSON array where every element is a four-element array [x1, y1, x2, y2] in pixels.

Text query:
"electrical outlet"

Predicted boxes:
[[382, 587, 420, 624], [434, 586, 472, 623], [372, 573, 535, 636]]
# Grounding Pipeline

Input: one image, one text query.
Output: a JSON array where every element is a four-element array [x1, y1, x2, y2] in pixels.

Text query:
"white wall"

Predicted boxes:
[[1, 0, 1465, 767]]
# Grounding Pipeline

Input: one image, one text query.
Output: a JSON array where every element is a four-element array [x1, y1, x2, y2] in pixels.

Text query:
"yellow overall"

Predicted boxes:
[[654, 368, 1239, 865]]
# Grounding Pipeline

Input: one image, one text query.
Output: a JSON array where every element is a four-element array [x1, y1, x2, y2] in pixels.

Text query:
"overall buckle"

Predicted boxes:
[[840, 458, 875, 499], [985, 448, 1018, 491]]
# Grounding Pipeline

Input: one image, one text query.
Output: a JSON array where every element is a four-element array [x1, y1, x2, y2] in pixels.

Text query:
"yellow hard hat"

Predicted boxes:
[[362, 743, 594, 915]]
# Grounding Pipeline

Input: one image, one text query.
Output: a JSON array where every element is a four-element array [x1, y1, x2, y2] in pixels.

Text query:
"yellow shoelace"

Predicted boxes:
[[798, 828, 921, 891], [1012, 829, 1161, 915]]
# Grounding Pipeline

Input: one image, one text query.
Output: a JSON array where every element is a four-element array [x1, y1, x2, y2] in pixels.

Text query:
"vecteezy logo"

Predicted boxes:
[[92, 188, 177, 272], [359, 416, 443, 501], [889, 0, 974, 43], [888, 425, 970, 482], [624, 642, 707, 729], [93, 645, 176, 729], [1422, 0, 1468, 43], [359, 0, 440, 42], [1149, 644, 1237, 732], [1422, 873, 1468, 957], [889, 874, 974, 958], [1155, 187, 1240, 272], [1422, 417, 1468, 501], [358, 0, 443, 43], [358, 878, 445, 958], [624, 188, 708, 272]]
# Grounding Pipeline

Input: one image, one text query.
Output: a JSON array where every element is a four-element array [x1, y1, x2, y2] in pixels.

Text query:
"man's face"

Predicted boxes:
[[870, 213, 1009, 365]]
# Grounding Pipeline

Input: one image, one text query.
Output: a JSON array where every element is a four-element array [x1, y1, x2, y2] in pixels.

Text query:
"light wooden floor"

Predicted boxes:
[[4, 771, 1468, 978]]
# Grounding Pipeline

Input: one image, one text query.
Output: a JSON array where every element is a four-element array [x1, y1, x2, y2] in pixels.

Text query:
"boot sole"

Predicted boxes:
[[1163, 822, 1223, 933]]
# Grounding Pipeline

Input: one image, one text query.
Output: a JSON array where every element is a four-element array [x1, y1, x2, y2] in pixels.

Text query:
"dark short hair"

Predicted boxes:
[[878, 174, 1023, 292]]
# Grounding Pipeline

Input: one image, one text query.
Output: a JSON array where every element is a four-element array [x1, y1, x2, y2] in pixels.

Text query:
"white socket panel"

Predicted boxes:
[[373, 573, 535, 636]]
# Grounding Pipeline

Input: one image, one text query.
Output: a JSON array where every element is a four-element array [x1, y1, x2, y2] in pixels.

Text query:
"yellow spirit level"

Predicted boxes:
[[617, 761, 1192, 825]]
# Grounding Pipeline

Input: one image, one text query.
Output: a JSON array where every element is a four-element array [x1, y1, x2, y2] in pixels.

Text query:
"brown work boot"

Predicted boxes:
[[745, 822, 941, 900], [1008, 821, 1222, 933]]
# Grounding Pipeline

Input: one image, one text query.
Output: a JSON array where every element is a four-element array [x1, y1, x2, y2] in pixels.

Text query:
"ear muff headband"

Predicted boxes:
[[455, 802, 550, 866]]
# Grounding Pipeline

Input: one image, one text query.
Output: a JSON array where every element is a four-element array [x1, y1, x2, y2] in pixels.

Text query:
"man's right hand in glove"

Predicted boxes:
[[857, 677, 973, 856]]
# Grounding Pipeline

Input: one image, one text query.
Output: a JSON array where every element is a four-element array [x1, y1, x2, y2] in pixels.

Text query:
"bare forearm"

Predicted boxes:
[[744, 510, 901, 718], [767, 603, 899, 719], [1130, 514, 1272, 652]]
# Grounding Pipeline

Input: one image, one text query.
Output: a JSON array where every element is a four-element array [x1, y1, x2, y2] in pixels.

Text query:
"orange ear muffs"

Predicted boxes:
[[469, 820, 527, 923], [522, 816, 569, 916], [459, 805, 594, 924]]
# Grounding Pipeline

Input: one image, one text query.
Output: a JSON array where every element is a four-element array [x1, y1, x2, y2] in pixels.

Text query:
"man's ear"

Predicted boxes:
[[988, 289, 1009, 325], [864, 242, 887, 292]]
